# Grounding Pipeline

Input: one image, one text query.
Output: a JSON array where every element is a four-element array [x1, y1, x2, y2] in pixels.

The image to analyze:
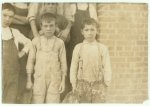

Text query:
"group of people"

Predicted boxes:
[[2, 3, 112, 104]]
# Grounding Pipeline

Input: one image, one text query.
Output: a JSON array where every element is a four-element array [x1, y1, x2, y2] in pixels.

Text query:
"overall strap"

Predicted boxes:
[[9, 28, 14, 39], [39, 36, 42, 50]]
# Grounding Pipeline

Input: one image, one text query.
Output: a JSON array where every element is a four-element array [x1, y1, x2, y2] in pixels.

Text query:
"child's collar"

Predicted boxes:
[[43, 35, 55, 39], [83, 39, 97, 44]]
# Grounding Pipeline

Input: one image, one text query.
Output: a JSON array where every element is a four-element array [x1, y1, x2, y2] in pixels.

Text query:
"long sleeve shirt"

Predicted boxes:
[[2, 27, 32, 53], [26, 36, 67, 76], [70, 40, 112, 86]]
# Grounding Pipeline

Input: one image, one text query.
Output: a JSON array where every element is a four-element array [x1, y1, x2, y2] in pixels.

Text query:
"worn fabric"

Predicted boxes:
[[2, 34, 20, 103], [62, 91, 79, 103], [26, 36, 67, 103], [70, 40, 112, 86], [26, 36, 67, 75], [76, 80, 107, 103]]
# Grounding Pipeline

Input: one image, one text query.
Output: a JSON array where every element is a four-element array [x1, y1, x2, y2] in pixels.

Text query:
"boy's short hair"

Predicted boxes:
[[40, 12, 56, 24], [81, 18, 98, 29], [2, 3, 15, 13]]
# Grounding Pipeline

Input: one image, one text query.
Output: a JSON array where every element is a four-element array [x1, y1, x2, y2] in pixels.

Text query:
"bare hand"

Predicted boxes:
[[72, 83, 76, 94], [59, 81, 65, 93], [26, 81, 33, 90], [104, 81, 110, 87], [18, 51, 26, 58]]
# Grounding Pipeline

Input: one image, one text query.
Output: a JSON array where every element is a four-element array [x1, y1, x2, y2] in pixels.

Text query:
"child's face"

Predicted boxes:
[[2, 9, 14, 28], [41, 20, 56, 37], [81, 24, 97, 41]]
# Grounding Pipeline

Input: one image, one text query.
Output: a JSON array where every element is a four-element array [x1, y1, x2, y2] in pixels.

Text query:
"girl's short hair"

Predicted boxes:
[[40, 12, 56, 24], [2, 3, 15, 13], [81, 18, 98, 29]]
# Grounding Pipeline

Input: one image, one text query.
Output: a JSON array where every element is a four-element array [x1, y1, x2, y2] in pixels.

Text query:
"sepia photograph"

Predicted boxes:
[[0, 0, 149, 104]]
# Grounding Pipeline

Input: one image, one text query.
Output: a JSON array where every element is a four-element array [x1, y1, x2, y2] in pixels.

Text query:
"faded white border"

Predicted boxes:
[[0, 0, 149, 3], [0, 0, 149, 106]]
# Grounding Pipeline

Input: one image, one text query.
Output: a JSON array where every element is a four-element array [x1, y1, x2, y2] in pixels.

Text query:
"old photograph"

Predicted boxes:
[[1, 1, 148, 104]]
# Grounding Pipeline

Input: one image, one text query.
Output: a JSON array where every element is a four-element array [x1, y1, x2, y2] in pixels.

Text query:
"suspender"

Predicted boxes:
[[9, 28, 14, 39]]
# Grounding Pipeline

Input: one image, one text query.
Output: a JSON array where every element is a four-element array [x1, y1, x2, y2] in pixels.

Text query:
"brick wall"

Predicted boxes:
[[97, 3, 148, 103]]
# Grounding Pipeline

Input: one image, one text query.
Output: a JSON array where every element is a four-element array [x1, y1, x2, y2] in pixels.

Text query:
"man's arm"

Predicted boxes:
[[12, 15, 29, 25], [27, 3, 39, 37], [89, 3, 98, 21], [57, 4, 76, 42]]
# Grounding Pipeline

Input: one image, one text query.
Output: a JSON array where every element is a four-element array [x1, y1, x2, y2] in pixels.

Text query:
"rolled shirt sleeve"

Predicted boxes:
[[27, 3, 38, 22]]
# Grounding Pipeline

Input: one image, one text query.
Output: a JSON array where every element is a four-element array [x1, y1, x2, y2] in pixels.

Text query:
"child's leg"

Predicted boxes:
[[76, 80, 92, 103], [2, 73, 19, 103], [32, 75, 46, 103], [46, 72, 61, 103], [32, 95, 45, 103], [46, 93, 60, 103]]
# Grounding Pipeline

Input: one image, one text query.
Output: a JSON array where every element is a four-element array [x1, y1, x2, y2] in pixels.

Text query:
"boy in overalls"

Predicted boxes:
[[26, 13, 67, 103], [2, 3, 32, 103], [70, 18, 112, 103]]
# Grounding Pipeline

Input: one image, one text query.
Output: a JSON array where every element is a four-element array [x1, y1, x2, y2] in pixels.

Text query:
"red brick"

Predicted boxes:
[[119, 52, 134, 56], [127, 57, 142, 62], [116, 40, 134, 46], [111, 57, 126, 62], [136, 41, 147, 45], [97, 3, 148, 103]]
